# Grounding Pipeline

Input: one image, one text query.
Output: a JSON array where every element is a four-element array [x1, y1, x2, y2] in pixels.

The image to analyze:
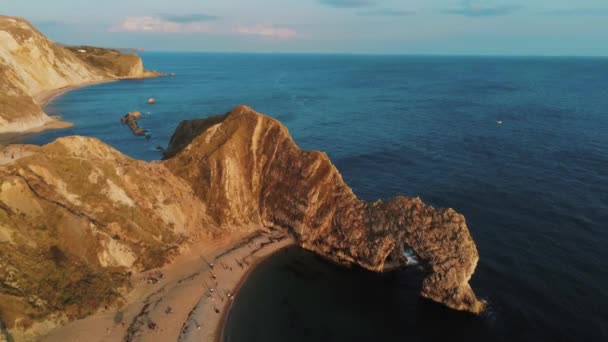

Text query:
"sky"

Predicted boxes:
[[2, 0, 608, 55]]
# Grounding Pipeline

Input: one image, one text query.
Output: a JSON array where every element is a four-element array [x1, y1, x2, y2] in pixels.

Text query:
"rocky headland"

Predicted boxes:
[[0, 105, 484, 341], [0, 15, 162, 138]]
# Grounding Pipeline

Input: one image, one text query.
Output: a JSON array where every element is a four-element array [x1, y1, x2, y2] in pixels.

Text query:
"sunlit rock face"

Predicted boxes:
[[165, 105, 485, 314], [0, 105, 483, 335], [0, 137, 214, 330], [0, 15, 160, 134]]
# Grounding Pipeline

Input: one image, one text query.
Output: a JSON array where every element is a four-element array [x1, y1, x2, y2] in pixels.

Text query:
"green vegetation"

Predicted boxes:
[[113, 310, 124, 325], [66, 46, 141, 77], [0, 319, 15, 342]]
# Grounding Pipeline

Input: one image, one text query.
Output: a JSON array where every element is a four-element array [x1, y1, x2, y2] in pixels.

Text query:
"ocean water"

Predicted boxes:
[[26, 54, 608, 341]]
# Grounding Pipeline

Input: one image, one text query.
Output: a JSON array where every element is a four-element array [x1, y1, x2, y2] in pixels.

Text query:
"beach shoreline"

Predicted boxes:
[[28, 229, 295, 342], [34, 79, 116, 107], [0, 75, 161, 146], [0, 80, 113, 145], [215, 242, 294, 342]]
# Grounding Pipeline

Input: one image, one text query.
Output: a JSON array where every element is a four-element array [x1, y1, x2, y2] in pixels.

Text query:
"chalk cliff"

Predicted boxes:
[[0, 16, 160, 134], [0, 106, 484, 337]]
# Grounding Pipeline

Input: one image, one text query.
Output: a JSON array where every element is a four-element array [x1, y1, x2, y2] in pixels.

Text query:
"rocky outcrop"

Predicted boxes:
[[163, 114, 228, 159], [0, 106, 484, 336], [65, 46, 163, 79], [120, 111, 146, 136], [0, 16, 161, 135], [165, 106, 485, 314]]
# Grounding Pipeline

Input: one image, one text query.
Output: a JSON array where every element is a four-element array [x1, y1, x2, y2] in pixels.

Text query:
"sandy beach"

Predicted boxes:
[[34, 79, 118, 107], [0, 117, 72, 145], [1, 74, 161, 145], [0, 80, 115, 145], [33, 229, 295, 342]]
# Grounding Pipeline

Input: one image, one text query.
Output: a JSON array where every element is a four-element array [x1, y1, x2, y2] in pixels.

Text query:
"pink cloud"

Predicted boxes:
[[110, 17, 298, 40], [110, 16, 215, 33], [233, 24, 297, 39]]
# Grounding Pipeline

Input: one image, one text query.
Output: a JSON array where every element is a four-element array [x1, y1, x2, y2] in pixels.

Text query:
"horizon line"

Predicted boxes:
[[135, 50, 608, 58]]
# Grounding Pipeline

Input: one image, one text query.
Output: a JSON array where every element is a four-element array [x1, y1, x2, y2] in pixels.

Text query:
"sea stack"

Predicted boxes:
[[120, 111, 146, 136]]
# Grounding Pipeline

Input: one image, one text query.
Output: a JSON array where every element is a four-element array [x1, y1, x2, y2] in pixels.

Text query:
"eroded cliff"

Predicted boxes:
[[165, 106, 485, 314], [0, 138, 216, 333], [0, 16, 160, 134], [0, 106, 484, 338]]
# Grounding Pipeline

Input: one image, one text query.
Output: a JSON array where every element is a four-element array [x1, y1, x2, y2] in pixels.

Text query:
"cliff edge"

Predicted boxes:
[[0, 16, 161, 135]]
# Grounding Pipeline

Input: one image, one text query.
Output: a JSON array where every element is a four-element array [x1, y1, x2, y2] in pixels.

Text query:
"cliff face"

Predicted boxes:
[[0, 106, 484, 335], [0, 138, 215, 331], [0, 16, 160, 134], [165, 106, 485, 314]]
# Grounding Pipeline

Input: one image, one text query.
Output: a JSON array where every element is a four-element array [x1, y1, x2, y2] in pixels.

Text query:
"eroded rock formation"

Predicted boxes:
[[0, 105, 484, 337], [121, 111, 146, 136], [0, 16, 162, 134], [165, 106, 485, 314]]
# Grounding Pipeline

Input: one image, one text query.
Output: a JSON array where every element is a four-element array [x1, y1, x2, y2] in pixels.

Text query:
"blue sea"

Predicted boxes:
[[27, 54, 608, 341]]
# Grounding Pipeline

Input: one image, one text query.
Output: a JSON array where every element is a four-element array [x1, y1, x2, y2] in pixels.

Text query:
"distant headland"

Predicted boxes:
[[0, 15, 163, 142]]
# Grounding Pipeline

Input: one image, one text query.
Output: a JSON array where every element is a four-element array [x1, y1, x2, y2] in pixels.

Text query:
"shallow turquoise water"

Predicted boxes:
[[26, 54, 608, 341]]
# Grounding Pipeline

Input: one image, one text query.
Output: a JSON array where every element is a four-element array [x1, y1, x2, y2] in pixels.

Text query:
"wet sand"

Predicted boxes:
[[36, 229, 295, 342]]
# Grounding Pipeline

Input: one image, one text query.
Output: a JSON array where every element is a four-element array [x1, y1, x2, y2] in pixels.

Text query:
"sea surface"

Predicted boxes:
[[26, 54, 608, 341]]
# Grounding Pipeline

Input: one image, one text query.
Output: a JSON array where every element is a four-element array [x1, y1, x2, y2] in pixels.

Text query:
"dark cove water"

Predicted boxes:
[[26, 54, 608, 341]]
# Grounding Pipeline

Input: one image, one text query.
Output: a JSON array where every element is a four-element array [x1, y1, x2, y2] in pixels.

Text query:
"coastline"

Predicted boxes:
[[0, 80, 113, 145], [34, 79, 118, 107], [0, 75, 161, 146], [179, 230, 295, 342], [215, 242, 294, 342], [29, 229, 295, 342]]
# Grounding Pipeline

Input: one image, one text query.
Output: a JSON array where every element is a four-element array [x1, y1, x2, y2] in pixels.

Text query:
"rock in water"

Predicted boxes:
[[148, 97, 156, 104], [120, 111, 146, 136], [0, 105, 484, 337]]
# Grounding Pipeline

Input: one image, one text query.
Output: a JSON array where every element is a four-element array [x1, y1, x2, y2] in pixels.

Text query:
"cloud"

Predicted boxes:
[[110, 13, 219, 33], [109, 16, 215, 33], [110, 16, 221, 33], [159, 13, 219, 23], [442, 1, 522, 17], [357, 9, 415, 16], [540, 9, 608, 16], [111, 17, 297, 39], [233, 24, 297, 39], [319, 0, 375, 8]]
